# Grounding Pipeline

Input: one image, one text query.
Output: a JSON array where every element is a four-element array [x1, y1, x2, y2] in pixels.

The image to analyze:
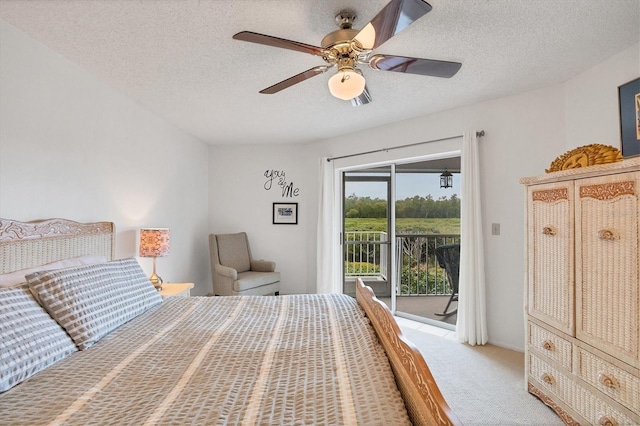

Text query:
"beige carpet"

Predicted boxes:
[[396, 319, 564, 426]]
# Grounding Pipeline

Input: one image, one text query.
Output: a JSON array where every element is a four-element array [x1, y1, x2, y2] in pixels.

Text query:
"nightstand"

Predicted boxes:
[[160, 282, 194, 298]]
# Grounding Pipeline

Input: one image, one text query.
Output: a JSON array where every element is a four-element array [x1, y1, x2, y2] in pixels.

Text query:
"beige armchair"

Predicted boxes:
[[209, 232, 280, 296]]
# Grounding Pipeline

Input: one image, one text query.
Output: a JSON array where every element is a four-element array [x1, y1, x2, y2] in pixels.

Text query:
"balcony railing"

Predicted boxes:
[[344, 231, 460, 296], [344, 231, 388, 278]]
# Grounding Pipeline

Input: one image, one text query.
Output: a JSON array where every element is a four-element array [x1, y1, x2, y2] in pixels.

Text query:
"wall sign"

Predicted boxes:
[[264, 169, 300, 197]]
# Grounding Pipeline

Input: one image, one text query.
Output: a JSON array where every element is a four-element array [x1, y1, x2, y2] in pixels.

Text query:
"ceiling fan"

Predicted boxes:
[[232, 0, 461, 106]]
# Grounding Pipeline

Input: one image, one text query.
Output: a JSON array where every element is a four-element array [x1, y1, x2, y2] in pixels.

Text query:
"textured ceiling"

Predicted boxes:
[[1, 0, 638, 145]]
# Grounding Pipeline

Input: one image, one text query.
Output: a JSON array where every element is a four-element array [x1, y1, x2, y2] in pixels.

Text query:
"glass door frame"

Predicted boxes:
[[341, 165, 397, 313]]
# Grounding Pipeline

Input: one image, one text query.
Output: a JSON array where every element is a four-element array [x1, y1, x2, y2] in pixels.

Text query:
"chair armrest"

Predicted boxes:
[[215, 264, 238, 280], [251, 260, 276, 272]]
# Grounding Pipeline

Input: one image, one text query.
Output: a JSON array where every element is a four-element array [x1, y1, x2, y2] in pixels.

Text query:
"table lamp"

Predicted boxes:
[[139, 228, 170, 290]]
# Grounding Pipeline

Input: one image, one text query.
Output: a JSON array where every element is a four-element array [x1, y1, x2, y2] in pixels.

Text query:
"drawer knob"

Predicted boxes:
[[598, 229, 619, 241], [542, 226, 556, 236], [541, 340, 555, 351], [597, 415, 618, 426], [598, 373, 620, 390], [541, 373, 555, 385]]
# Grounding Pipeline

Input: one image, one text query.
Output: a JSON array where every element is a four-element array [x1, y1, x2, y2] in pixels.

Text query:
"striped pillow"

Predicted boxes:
[[26, 258, 162, 350], [0, 284, 77, 392]]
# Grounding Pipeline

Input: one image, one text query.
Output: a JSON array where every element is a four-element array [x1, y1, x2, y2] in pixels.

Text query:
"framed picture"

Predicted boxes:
[[618, 77, 640, 157], [273, 202, 298, 225]]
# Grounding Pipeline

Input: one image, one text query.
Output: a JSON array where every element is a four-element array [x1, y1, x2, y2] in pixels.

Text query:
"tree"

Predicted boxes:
[[344, 194, 459, 219]]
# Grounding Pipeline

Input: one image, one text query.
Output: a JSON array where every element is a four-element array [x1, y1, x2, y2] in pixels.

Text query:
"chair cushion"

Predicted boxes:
[[232, 281, 280, 296], [216, 233, 251, 273], [234, 271, 281, 292]]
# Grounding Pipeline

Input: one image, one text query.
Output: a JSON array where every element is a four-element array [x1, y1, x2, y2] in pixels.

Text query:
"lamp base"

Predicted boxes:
[[149, 273, 163, 291]]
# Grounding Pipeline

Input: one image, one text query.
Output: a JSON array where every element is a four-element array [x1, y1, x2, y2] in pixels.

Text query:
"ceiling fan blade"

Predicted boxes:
[[233, 31, 326, 57], [353, 0, 432, 50], [369, 54, 461, 78], [259, 66, 331, 94], [351, 85, 373, 107]]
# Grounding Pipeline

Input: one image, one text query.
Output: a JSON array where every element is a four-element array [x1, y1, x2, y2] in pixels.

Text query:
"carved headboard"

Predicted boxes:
[[0, 218, 115, 274]]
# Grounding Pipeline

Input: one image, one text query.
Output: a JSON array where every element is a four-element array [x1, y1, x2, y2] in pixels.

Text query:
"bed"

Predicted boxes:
[[0, 218, 459, 425]]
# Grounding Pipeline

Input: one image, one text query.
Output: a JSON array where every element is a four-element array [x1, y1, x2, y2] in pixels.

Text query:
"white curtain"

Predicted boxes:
[[317, 157, 340, 293], [456, 131, 488, 345]]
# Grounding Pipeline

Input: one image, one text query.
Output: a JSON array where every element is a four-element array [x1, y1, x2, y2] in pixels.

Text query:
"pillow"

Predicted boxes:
[[26, 258, 162, 350], [0, 255, 107, 288], [0, 284, 77, 393]]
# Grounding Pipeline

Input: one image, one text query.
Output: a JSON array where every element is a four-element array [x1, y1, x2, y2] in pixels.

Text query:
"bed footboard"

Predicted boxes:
[[355, 278, 460, 426]]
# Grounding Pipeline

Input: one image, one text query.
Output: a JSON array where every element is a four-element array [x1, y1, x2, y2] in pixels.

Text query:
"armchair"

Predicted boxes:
[[209, 232, 280, 296]]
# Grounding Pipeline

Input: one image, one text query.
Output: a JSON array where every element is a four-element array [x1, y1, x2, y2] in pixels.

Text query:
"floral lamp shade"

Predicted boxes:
[[139, 228, 170, 258], [139, 228, 170, 290]]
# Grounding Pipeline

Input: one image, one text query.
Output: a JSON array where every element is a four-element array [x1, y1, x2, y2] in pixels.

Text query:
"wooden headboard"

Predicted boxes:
[[356, 278, 461, 426], [0, 218, 115, 274]]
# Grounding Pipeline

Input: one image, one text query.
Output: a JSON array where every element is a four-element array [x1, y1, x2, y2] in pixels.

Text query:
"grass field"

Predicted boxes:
[[345, 217, 460, 235]]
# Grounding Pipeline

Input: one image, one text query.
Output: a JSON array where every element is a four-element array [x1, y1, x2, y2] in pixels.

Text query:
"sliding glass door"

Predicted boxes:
[[394, 160, 460, 328], [342, 157, 461, 329]]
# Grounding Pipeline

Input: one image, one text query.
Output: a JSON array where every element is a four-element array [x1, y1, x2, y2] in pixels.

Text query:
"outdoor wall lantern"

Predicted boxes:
[[440, 170, 453, 189]]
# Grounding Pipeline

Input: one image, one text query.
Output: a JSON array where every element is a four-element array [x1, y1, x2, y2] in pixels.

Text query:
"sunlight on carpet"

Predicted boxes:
[[397, 320, 563, 426]]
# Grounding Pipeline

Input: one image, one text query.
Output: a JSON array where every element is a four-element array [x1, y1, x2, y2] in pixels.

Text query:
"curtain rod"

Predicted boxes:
[[326, 130, 485, 162]]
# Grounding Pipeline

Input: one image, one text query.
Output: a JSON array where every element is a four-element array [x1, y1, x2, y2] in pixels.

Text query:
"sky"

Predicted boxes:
[[345, 173, 461, 201]]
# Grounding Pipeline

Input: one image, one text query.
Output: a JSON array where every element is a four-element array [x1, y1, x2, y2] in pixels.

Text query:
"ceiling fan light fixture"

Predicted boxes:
[[354, 23, 376, 50], [234, 1, 461, 103], [328, 68, 366, 100]]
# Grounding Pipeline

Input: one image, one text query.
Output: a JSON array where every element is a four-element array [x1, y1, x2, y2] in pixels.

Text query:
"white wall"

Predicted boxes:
[[564, 43, 640, 151], [0, 21, 212, 295], [208, 43, 638, 350], [208, 144, 316, 294]]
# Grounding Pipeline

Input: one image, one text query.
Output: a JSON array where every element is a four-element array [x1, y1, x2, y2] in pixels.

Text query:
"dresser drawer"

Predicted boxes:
[[566, 377, 638, 426], [528, 352, 573, 406], [577, 347, 640, 415], [532, 347, 640, 426], [529, 321, 572, 370]]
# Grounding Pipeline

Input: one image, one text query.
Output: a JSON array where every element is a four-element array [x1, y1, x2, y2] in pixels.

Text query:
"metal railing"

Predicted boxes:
[[344, 231, 388, 278], [344, 232, 460, 296]]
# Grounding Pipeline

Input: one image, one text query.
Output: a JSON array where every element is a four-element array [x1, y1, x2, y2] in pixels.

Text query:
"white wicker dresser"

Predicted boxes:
[[521, 157, 640, 426]]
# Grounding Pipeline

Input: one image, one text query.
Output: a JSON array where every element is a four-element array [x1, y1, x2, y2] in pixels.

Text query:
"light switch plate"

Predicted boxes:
[[491, 223, 500, 235]]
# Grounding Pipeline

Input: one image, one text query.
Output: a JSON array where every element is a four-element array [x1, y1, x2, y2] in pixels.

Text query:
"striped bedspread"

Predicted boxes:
[[0, 294, 411, 425]]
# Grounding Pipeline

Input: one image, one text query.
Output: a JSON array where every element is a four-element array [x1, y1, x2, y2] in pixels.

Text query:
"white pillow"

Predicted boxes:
[[0, 255, 107, 288]]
